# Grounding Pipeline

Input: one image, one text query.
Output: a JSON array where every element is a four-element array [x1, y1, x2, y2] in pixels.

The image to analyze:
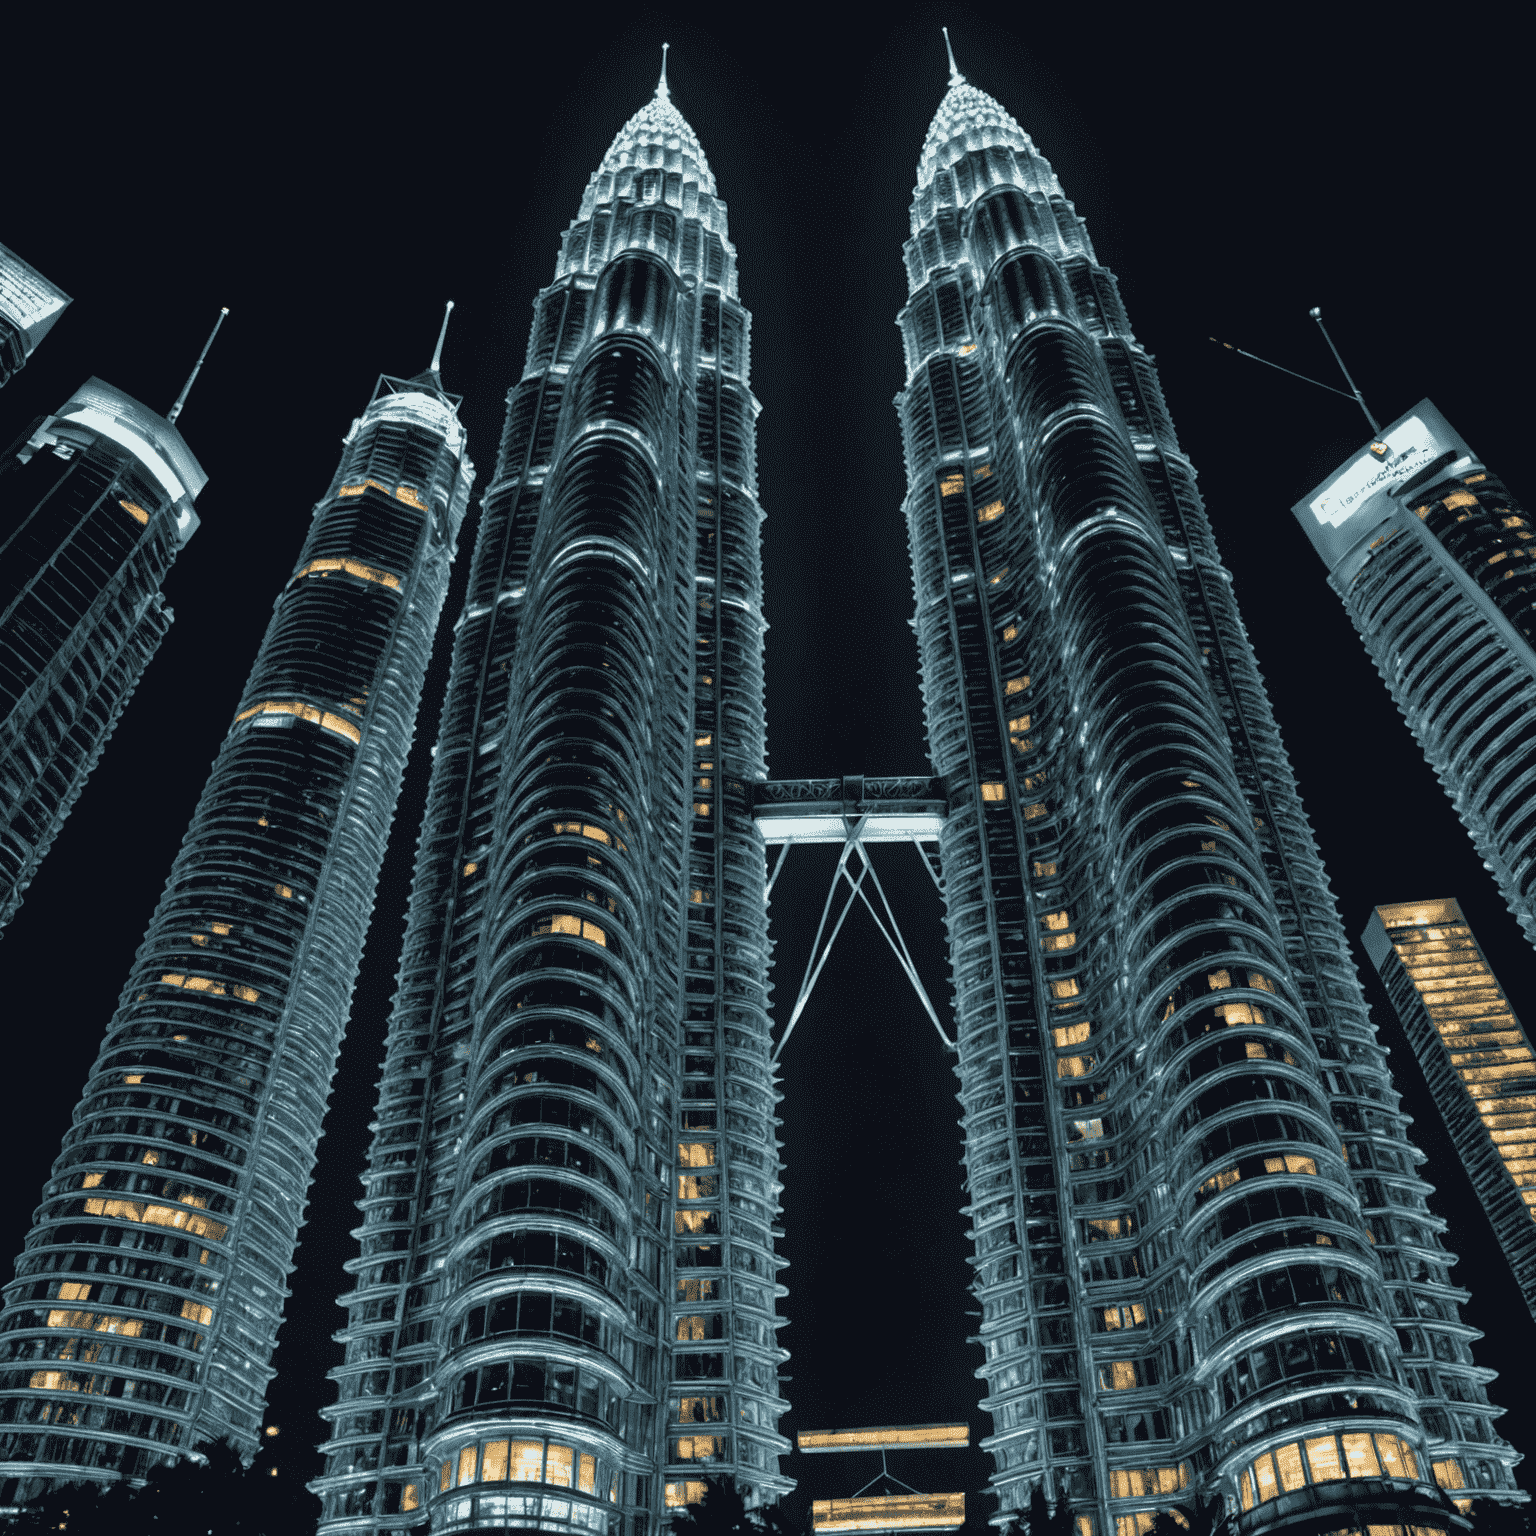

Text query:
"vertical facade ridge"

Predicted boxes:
[[314, 82, 786, 1536], [896, 64, 1520, 1536]]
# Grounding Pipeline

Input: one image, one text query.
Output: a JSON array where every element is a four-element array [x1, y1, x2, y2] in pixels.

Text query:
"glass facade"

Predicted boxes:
[[895, 55, 1521, 1536], [1363, 900, 1536, 1320], [311, 69, 788, 1536], [1292, 405, 1536, 950], [0, 370, 472, 1506], [0, 241, 69, 387], [0, 380, 206, 934]]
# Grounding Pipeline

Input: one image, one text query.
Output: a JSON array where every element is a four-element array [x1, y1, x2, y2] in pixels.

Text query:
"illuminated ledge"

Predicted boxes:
[[813, 1494, 965, 1533], [756, 812, 945, 845], [799, 1425, 970, 1455]]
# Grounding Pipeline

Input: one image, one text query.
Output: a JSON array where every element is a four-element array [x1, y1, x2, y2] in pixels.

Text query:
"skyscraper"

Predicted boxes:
[[0, 242, 70, 388], [0, 377, 207, 934], [311, 61, 788, 1535], [0, 350, 473, 1507], [1362, 899, 1536, 1323], [1291, 405, 1536, 952], [893, 41, 1522, 1536]]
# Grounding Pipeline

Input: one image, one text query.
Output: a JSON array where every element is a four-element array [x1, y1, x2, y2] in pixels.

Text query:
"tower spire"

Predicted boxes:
[[166, 306, 229, 428], [429, 300, 454, 379], [657, 41, 670, 100], [942, 26, 965, 86]]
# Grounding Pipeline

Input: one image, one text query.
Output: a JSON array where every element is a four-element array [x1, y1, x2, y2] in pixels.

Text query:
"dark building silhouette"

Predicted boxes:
[[0, 242, 69, 388], [0, 379, 205, 934], [893, 43, 1522, 1536], [1363, 900, 1536, 1324], [0, 357, 473, 1507], [1292, 404, 1536, 952], [311, 62, 787, 1535]]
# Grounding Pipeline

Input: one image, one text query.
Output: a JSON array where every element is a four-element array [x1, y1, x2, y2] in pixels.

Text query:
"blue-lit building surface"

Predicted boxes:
[[0, 380, 205, 935], [0, 365, 473, 1507], [0, 242, 69, 388], [311, 65, 788, 1535], [1292, 405, 1536, 952], [893, 48, 1522, 1536]]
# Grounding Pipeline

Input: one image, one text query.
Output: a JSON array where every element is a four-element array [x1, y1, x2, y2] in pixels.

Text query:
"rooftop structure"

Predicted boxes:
[[1363, 899, 1536, 1322], [0, 241, 70, 386], [311, 56, 788, 1534], [892, 35, 1521, 1536], [1291, 405, 1536, 949], [0, 341, 473, 1506]]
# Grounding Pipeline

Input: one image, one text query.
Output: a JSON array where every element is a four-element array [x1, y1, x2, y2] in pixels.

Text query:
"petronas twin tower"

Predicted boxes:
[[0, 41, 1523, 1536]]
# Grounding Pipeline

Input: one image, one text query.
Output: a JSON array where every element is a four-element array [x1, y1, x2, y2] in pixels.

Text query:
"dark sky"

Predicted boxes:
[[3, 4, 1531, 1525]]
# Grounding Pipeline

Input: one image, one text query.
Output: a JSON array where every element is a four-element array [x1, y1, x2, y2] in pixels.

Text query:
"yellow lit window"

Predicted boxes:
[[457, 1445, 478, 1487], [975, 464, 993, 478], [275, 884, 293, 900], [1002, 623, 1017, 640], [1087, 1216, 1127, 1240], [1432, 1458, 1465, 1491], [1005, 676, 1030, 694], [1071, 1119, 1103, 1141], [1341, 1434, 1381, 1479], [1034, 860, 1057, 878], [939, 473, 965, 497], [161, 973, 186, 988], [1274, 1442, 1306, 1491], [257, 815, 268, 827], [980, 782, 1007, 802], [463, 862, 478, 876], [482, 1440, 510, 1481], [677, 1435, 721, 1460], [1053, 1021, 1091, 1047], [1442, 490, 1477, 511], [401, 1485, 421, 1512], [232, 985, 260, 1003], [1239, 1471, 1253, 1511], [535, 913, 607, 947], [678, 1280, 719, 1304], [1044, 910, 1071, 931], [1206, 815, 1230, 831], [695, 802, 711, 816], [293, 555, 402, 590], [1024, 802, 1047, 820], [675, 1210, 715, 1234], [679, 1396, 724, 1423], [957, 343, 977, 355], [677, 1314, 711, 1340], [579, 1453, 597, 1493], [1008, 715, 1031, 735], [1199, 1168, 1240, 1196], [395, 484, 427, 510], [1207, 968, 1232, 990], [440, 1460, 452, 1492], [695, 734, 712, 746], [120, 499, 150, 526], [546, 1445, 574, 1489], [1057, 1055, 1094, 1079], [59, 1284, 91, 1303], [667, 1481, 709, 1509], [181, 1299, 213, 1326], [124, 1074, 143, 1085], [211, 921, 231, 935], [1252, 1453, 1278, 1502], [977, 500, 1005, 523], [989, 567, 1009, 585], [510, 1441, 543, 1482], [1263, 1154, 1318, 1176], [1051, 978, 1080, 999], [1102, 1302, 1147, 1331], [1303, 1437, 1341, 1483], [1103, 1360, 1139, 1390]]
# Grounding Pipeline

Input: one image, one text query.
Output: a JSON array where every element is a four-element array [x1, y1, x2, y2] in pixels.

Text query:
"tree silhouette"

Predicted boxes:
[[669, 1478, 811, 1536], [2, 1436, 320, 1534]]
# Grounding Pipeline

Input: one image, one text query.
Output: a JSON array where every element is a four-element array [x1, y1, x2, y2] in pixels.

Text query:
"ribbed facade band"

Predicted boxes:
[[1363, 901, 1536, 1322], [0, 380, 206, 935], [895, 53, 1521, 1536], [0, 242, 70, 388], [0, 368, 473, 1507], [311, 67, 788, 1536]]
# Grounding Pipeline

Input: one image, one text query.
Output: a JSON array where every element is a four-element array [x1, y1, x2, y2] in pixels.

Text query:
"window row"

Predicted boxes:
[[439, 1435, 615, 1499]]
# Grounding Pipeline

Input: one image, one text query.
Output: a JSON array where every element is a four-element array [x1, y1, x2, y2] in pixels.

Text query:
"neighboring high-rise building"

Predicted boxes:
[[1363, 899, 1536, 1322], [1291, 404, 1536, 950], [311, 61, 788, 1536], [0, 242, 70, 387], [0, 378, 207, 934], [893, 40, 1522, 1536], [0, 349, 473, 1507]]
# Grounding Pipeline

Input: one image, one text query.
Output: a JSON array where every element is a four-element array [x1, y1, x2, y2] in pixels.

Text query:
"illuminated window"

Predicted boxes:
[[534, 913, 607, 947], [1442, 490, 1478, 511], [395, 484, 427, 510], [510, 1441, 544, 1482], [677, 1435, 721, 1460], [1432, 1458, 1465, 1492], [579, 1453, 597, 1493], [695, 734, 712, 747], [275, 884, 293, 899], [1005, 676, 1030, 695], [546, 1444, 574, 1488], [1053, 1021, 1091, 1047], [292, 556, 402, 590], [989, 567, 1009, 585], [1276, 1442, 1307, 1491], [667, 1481, 709, 1509], [1024, 802, 1047, 820], [1342, 1434, 1381, 1479], [1034, 860, 1057, 878], [463, 862, 478, 876], [679, 1396, 724, 1422], [1263, 1154, 1318, 1177], [1198, 1168, 1240, 1197], [977, 499, 1005, 523], [482, 1441, 510, 1481], [939, 473, 965, 497], [181, 1299, 213, 1326], [1002, 624, 1017, 640], [1102, 1303, 1147, 1331], [212, 921, 232, 935], [1051, 979, 1080, 999], [1102, 1360, 1139, 1390], [119, 499, 150, 526], [337, 478, 393, 498], [980, 782, 1007, 802]]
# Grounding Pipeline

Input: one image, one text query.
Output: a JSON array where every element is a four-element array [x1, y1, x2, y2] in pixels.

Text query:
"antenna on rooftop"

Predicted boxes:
[[1309, 306, 1381, 434], [167, 307, 229, 428], [429, 300, 454, 378], [658, 41, 670, 99], [942, 27, 965, 86]]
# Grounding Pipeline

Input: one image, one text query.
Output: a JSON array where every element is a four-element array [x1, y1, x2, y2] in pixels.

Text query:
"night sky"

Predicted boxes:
[[3, 6, 1531, 1527]]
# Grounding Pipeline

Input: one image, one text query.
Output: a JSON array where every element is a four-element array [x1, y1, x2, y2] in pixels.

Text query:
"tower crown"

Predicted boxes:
[[592, 55, 715, 200], [917, 74, 1045, 192]]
